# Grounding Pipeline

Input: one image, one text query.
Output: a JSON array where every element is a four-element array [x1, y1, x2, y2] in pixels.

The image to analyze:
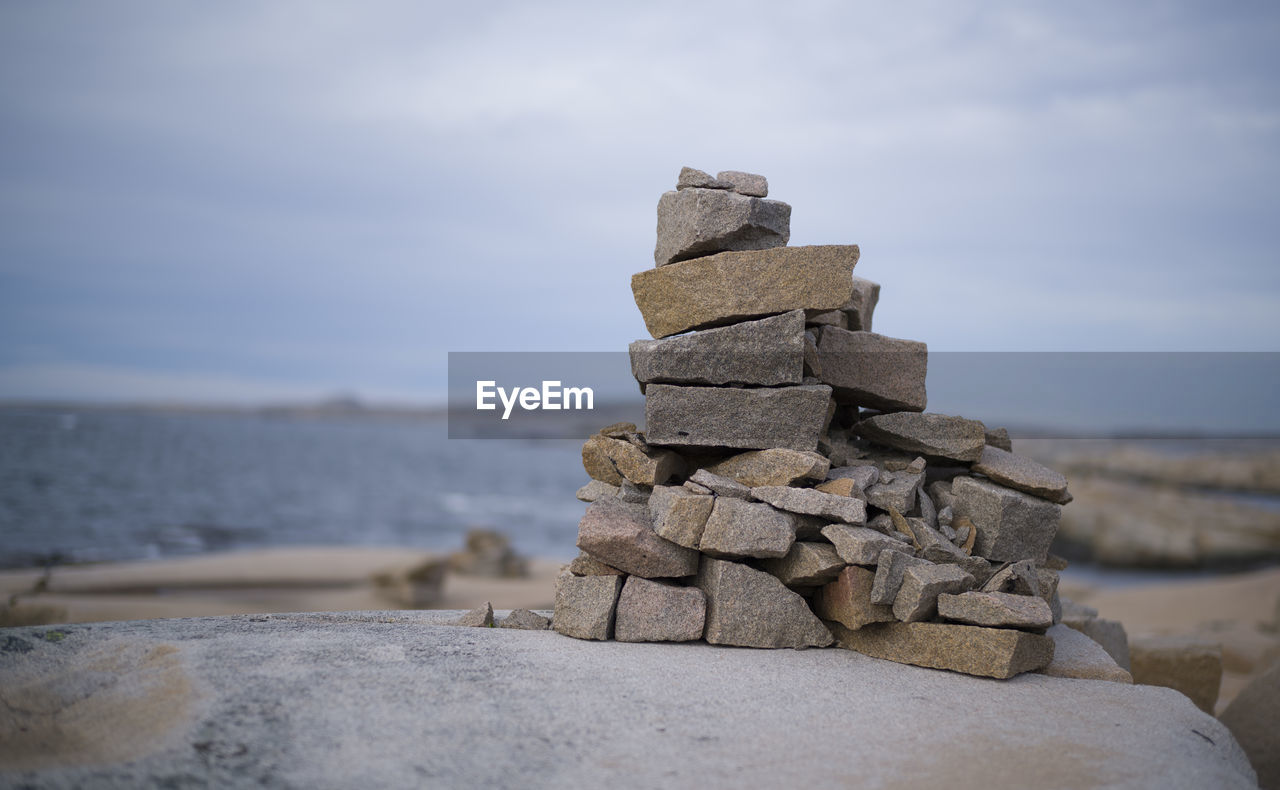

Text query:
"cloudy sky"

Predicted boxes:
[[1, 1, 1277, 404]]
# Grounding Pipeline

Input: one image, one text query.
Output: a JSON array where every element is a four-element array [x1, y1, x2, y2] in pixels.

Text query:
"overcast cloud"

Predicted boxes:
[[1, 1, 1277, 403]]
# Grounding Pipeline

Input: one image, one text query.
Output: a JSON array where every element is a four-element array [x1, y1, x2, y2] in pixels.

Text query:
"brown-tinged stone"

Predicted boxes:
[[854, 412, 987, 464], [758, 541, 845, 587], [614, 576, 707, 643], [892, 563, 975, 622], [696, 557, 834, 648], [632, 246, 859, 338], [676, 166, 729, 191], [1129, 635, 1223, 715], [981, 559, 1040, 596], [751, 485, 867, 525], [1040, 624, 1133, 683], [568, 551, 624, 577], [698, 498, 797, 560], [1219, 661, 1280, 790], [815, 478, 861, 497], [813, 565, 895, 630], [971, 445, 1072, 504], [644, 383, 833, 452], [576, 499, 700, 579], [951, 475, 1061, 563], [715, 170, 769, 197], [553, 573, 624, 641], [937, 591, 1054, 630], [829, 620, 1055, 679], [821, 524, 905, 565], [702, 448, 829, 487], [581, 433, 684, 487], [814, 328, 927, 412], [499, 608, 551, 630], [576, 479, 620, 502], [454, 602, 494, 627], [629, 310, 806, 389], [687, 468, 752, 499], [827, 465, 880, 490], [648, 485, 714, 549], [870, 549, 928, 606]]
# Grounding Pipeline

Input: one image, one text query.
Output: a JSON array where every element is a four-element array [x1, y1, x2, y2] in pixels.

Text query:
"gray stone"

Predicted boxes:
[[805, 308, 847, 329], [815, 328, 927, 412], [918, 490, 937, 526], [844, 275, 881, 331], [813, 565, 895, 630], [576, 479, 620, 502], [1038, 568, 1063, 624], [454, 602, 494, 627], [927, 480, 956, 511], [554, 573, 624, 640], [1064, 617, 1131, 671], [648, 485, 715, 549], [937, 505, 954, 527], [703, 448, 830, 487], [985, 426, 1013, 452], [715, 170, 769, 197], [698, 498, 797, 560], [892, 563, 975, 622], [907, 518, 965, 560], [937, 591, 1054, 630], [614, 576, 706, 643], [826, 464, 879, 490], [499, 608, 551, 630], [751, 485, 867, 524], [676, 166, 730, 190], [803, 329, 823, 377], [926, 553, 996, 588], [630, 310, 806, 389], [696, 557, 834, 648], [870, 549, 929, 606], [618, 480, 651, 504], [951, 476, 1062, 563], [981, 559, 1040, 596], [0, 614, 1256, 788], [632, 245, 859, 338], [576, 499, 700, 579], [683, 480, 713, 495], [1040, 624, 1133, 683], [854, 412, 987, 463], [822, 524, 903, 565], [654, 187, 791, 266], [687, 468, 752, 499], [567, 551, 624, 577], [832, 620, 1056, 679], [645, 383, 833, 452], [1220, 660, 1280, 790], [971, 445, 1072, 504], [865, 468, 923, 514], [581, 433, 684, 486], [758, 542, 845, 586]]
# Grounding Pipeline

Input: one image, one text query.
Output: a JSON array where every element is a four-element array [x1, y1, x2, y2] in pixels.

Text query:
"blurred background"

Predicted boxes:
[[1, 1, 1278, 713]]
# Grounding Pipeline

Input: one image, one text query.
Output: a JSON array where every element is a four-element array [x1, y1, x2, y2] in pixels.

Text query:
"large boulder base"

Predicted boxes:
[[632, 245, 859, 338]]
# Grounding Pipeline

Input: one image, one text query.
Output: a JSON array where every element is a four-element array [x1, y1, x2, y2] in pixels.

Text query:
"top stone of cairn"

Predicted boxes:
[[656, 167, 790, 266]]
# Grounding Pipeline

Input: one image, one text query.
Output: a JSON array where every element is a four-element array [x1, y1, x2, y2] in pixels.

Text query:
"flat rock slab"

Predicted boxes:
[[630, 310, 806, 388], [576, 499, 700, 579], [971, 445, 1072, 504], [751, 485, 867, 525], [830, 619, 1054, 680], [632, 245, 859, 338], [696, 558, 833, 648], [815, 328, 927, 411], [654, 187, 791, 266], [0, 613, 1255, 789], [855, 412, 987, 464], [645, 384, 832, 452], [701, 449, 829, 487]]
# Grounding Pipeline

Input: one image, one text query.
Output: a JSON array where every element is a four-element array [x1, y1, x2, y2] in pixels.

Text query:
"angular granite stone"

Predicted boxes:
[[698, 498, 797, 560], [870, 549, 929, 606], [1219, 661, 1280, 790], [500, 608, 551, 630], [937, 591, 1054, 630], [844, 275, 881, 332], [830, 620, 1056, 679], [629, 310, 805, 388], [1040, 624, 1133, 683], [892, 563, 975, 622], [827, 465, 880, 491], [553, 573, 624, 641], [576, 479, 620, 503], [815, 328, 927, 412], [576, 499, 700, 579], [864, 468, 923, 514], [454, 602, 494, 627], [676, 166, 730, 191], [645, 384, 832, 452], [715, 170, 768, 197], [654, 187, 790, 266], [648, 485, 715, 549], [1063, 616, 1131, 671], [632, 246, 859, 338], [581, 434, 684, 487], [703, 448, 830, 487], [687, 468, 752, 499], [614, 576, 706, 643], [822, 524, 905, 565], [971, 445, 1072, 504], [985, 427, 1013, 452], [567, 551, 624, 577], [696, 557, 834, 648], [813, 565, 895, 630], [814, 477, 862, 498], [1129, 635, 1224, 715], [854, 412, 987, 464], [981, 559, 1040, 596], [951, 476, 1062, 563], [758, 541, 845, 587], [751, 485, 867, 525]]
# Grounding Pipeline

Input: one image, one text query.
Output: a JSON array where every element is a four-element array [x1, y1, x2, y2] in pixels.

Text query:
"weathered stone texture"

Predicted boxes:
[[696, 557, 834, 648], [951, 476, 1062, 563], [830, 620, 1056, 679], [614, 576, 707, 643], [553, 573, 625, 640], [854, 412, 987, 463], [576, 499, 700, 579], [645, 383, 833, 452], [702, 449, 829, 487], [815, 328, 927, 412], [813, 565, 895, 630], [698, 498, 797, 560], [655, 187, 791, 266], [630, 310, 806, 388]]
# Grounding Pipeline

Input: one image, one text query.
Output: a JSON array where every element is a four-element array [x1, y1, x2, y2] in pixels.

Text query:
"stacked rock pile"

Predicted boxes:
[[557, 167, 1074, 679]]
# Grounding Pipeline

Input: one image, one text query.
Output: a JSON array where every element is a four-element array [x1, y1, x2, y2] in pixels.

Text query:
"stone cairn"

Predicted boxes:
[[555, 167, 1073, 680]]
